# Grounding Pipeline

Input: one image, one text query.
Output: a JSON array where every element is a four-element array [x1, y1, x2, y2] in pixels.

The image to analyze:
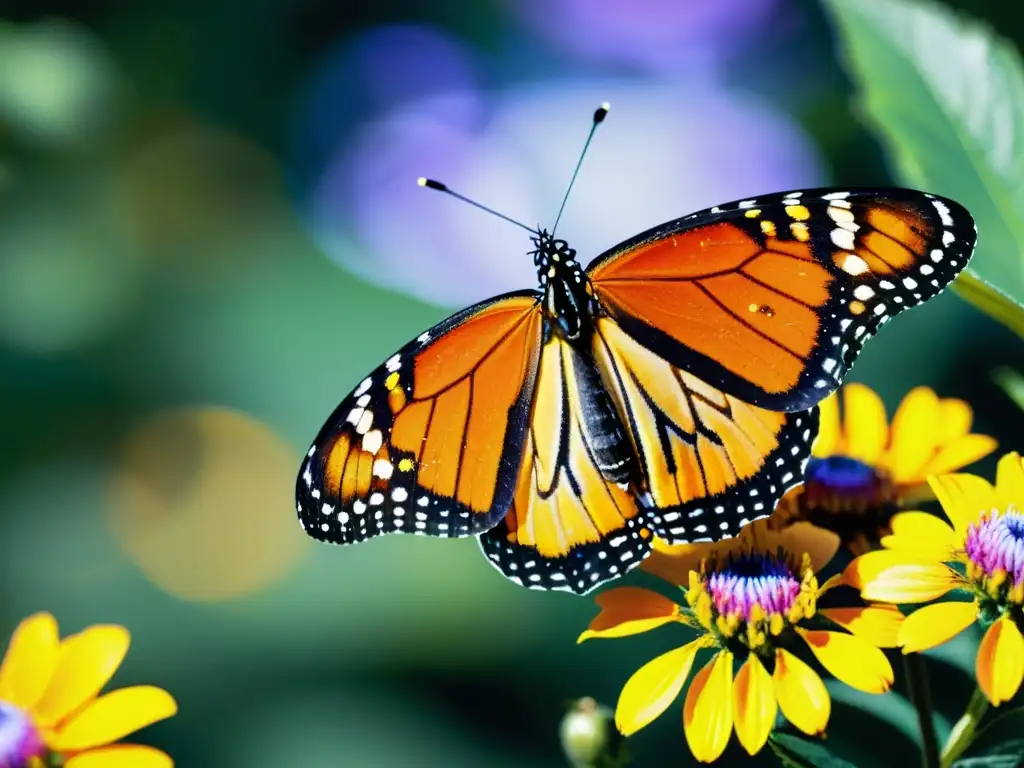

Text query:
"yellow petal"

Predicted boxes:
[[819, 606, 904, 648], [0, 612, 60, 710], [887, 387, 940, 484], [733, 654, 776, 756], [813, 391, 841, 457], [773, 648, 830, 736], [925, 435, 998, 477], [928, 472, 995, 537], [995, 452, 1024, 512], [937, 399, 973, 442], [898, 600, 978, 654], [842, 384, 889, 465], [34, 625, 130, 726], [50, 686, 177, 751], [847, 551, 960, 604], [683, 651, 734, 763], [64, 745, 173, 768], [798, 629, 894, 693], [614, 639, 704, 736], [880, 512, 957, 560], [977, 615, 1024, 706], [578, 588, 683, 643]]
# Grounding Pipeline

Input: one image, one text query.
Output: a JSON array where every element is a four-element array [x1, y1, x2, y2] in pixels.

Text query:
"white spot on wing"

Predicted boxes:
[[361, 429, 383, 454]]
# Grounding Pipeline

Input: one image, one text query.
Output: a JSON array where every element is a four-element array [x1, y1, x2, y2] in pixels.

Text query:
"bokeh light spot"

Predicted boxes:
[[107, 407, 310, 602], [0, 19, 121, 147]]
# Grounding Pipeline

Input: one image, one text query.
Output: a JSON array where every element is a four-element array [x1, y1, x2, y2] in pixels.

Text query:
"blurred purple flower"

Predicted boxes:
[[308, 80, 823, 307], [510, 0, 781, 73], [292, 24, 485, 194]]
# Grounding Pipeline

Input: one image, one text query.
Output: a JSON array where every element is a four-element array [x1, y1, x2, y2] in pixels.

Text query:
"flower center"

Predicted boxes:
[[688, 550, 818, 652], [0, 700, 43, 767], [793, 456, 898, 552], [803, 456, 894, 509], [706, 554, 801, 622], [965, 508, 1024, 602]]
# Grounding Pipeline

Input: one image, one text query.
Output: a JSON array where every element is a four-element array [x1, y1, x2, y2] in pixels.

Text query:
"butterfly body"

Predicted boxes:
[[297, 187, 976, 594]]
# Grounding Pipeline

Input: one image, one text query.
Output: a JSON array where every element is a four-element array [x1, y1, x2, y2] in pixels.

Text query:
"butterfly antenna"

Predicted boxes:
[[416, 178, 537, 234], [551, 102, 609, 237]]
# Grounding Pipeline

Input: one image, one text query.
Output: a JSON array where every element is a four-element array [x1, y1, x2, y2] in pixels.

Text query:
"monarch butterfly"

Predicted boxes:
[[296, 104, 976, 594]]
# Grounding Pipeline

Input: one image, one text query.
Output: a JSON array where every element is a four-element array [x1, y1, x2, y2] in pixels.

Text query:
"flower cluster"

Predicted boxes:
[[581, 384, 1008, 764], [849, 452, 1024, 705]]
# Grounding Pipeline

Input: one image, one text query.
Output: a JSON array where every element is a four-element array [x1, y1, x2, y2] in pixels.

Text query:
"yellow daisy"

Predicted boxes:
[[775, 384, 996, 553], [846, 451, 1024, 707], [0, 612, 176, 767], [579, 520, 899, 762]]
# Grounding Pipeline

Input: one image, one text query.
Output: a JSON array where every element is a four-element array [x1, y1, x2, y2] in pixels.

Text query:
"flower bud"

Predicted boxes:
[[559, 697, 628, 768]]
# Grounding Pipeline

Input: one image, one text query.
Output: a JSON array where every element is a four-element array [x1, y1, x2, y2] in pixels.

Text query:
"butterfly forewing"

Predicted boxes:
[[296, 292, 542, 544], [587, 188, 975, 411]]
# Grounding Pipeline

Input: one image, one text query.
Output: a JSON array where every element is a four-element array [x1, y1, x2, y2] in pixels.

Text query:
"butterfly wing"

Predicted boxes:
[[592, 315, 817, 544], [587, 188, 976, 411], [296, 292, 543, 543], [479, 336, 652, 595]]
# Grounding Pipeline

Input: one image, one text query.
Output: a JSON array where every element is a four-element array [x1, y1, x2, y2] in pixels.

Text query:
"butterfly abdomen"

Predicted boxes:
[[569, 347, 633, 485]]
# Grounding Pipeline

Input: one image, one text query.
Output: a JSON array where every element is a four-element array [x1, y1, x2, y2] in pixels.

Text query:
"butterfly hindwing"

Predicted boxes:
[[587, 188, 975, 411], [479, 336, 652, 595], [593, 315, 818, 544], [296, 292, 543, 544]]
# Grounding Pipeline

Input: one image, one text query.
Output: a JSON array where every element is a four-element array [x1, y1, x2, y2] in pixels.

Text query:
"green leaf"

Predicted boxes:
[[993, 367, 1024, 412], [823, 0, 1024, 324], [768, 733, 860, 768], [952, 706, 1024, 767], [952, 744, 1024, 767]]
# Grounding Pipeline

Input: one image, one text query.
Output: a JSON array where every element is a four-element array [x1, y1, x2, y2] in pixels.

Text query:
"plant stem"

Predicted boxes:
[[903, 653, 941, 768], [940, 686, 990, 768]]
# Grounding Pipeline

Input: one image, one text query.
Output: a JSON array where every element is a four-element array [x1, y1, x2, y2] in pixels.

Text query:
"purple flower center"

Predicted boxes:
[[806, 456, 878, 490], [705, 552, 801, 622], [0, 700, 42, 768], [965, 509, 1024, 586], [803, 455, 893, 508]]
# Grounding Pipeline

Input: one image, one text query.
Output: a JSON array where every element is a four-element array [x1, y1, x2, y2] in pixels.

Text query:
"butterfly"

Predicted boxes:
[[295, 112, 975, 595]]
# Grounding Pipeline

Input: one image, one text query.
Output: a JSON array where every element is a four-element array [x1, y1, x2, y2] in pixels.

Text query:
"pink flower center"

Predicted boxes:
[[0, 700, 43, 767], [705, 552, 801, 622], [965, 509, 1024, 586]]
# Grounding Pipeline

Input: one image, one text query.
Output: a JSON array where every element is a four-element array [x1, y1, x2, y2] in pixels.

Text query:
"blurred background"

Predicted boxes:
[[0, 0, 1022, 765]]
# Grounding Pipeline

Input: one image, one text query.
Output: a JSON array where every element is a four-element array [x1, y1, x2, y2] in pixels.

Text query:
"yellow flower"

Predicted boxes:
[[579, 521, 899, 762], [775, 384, 996, 553], [846, 452, 1024, 707], [0, 612, 176, 767]]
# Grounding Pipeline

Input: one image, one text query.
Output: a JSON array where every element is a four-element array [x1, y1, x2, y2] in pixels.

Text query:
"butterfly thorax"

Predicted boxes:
[[533, 230, 596, 342]]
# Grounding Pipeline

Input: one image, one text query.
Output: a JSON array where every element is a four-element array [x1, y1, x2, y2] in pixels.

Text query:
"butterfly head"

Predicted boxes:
[[531, 230, 577, 275], [533, 230, 595, 341]]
